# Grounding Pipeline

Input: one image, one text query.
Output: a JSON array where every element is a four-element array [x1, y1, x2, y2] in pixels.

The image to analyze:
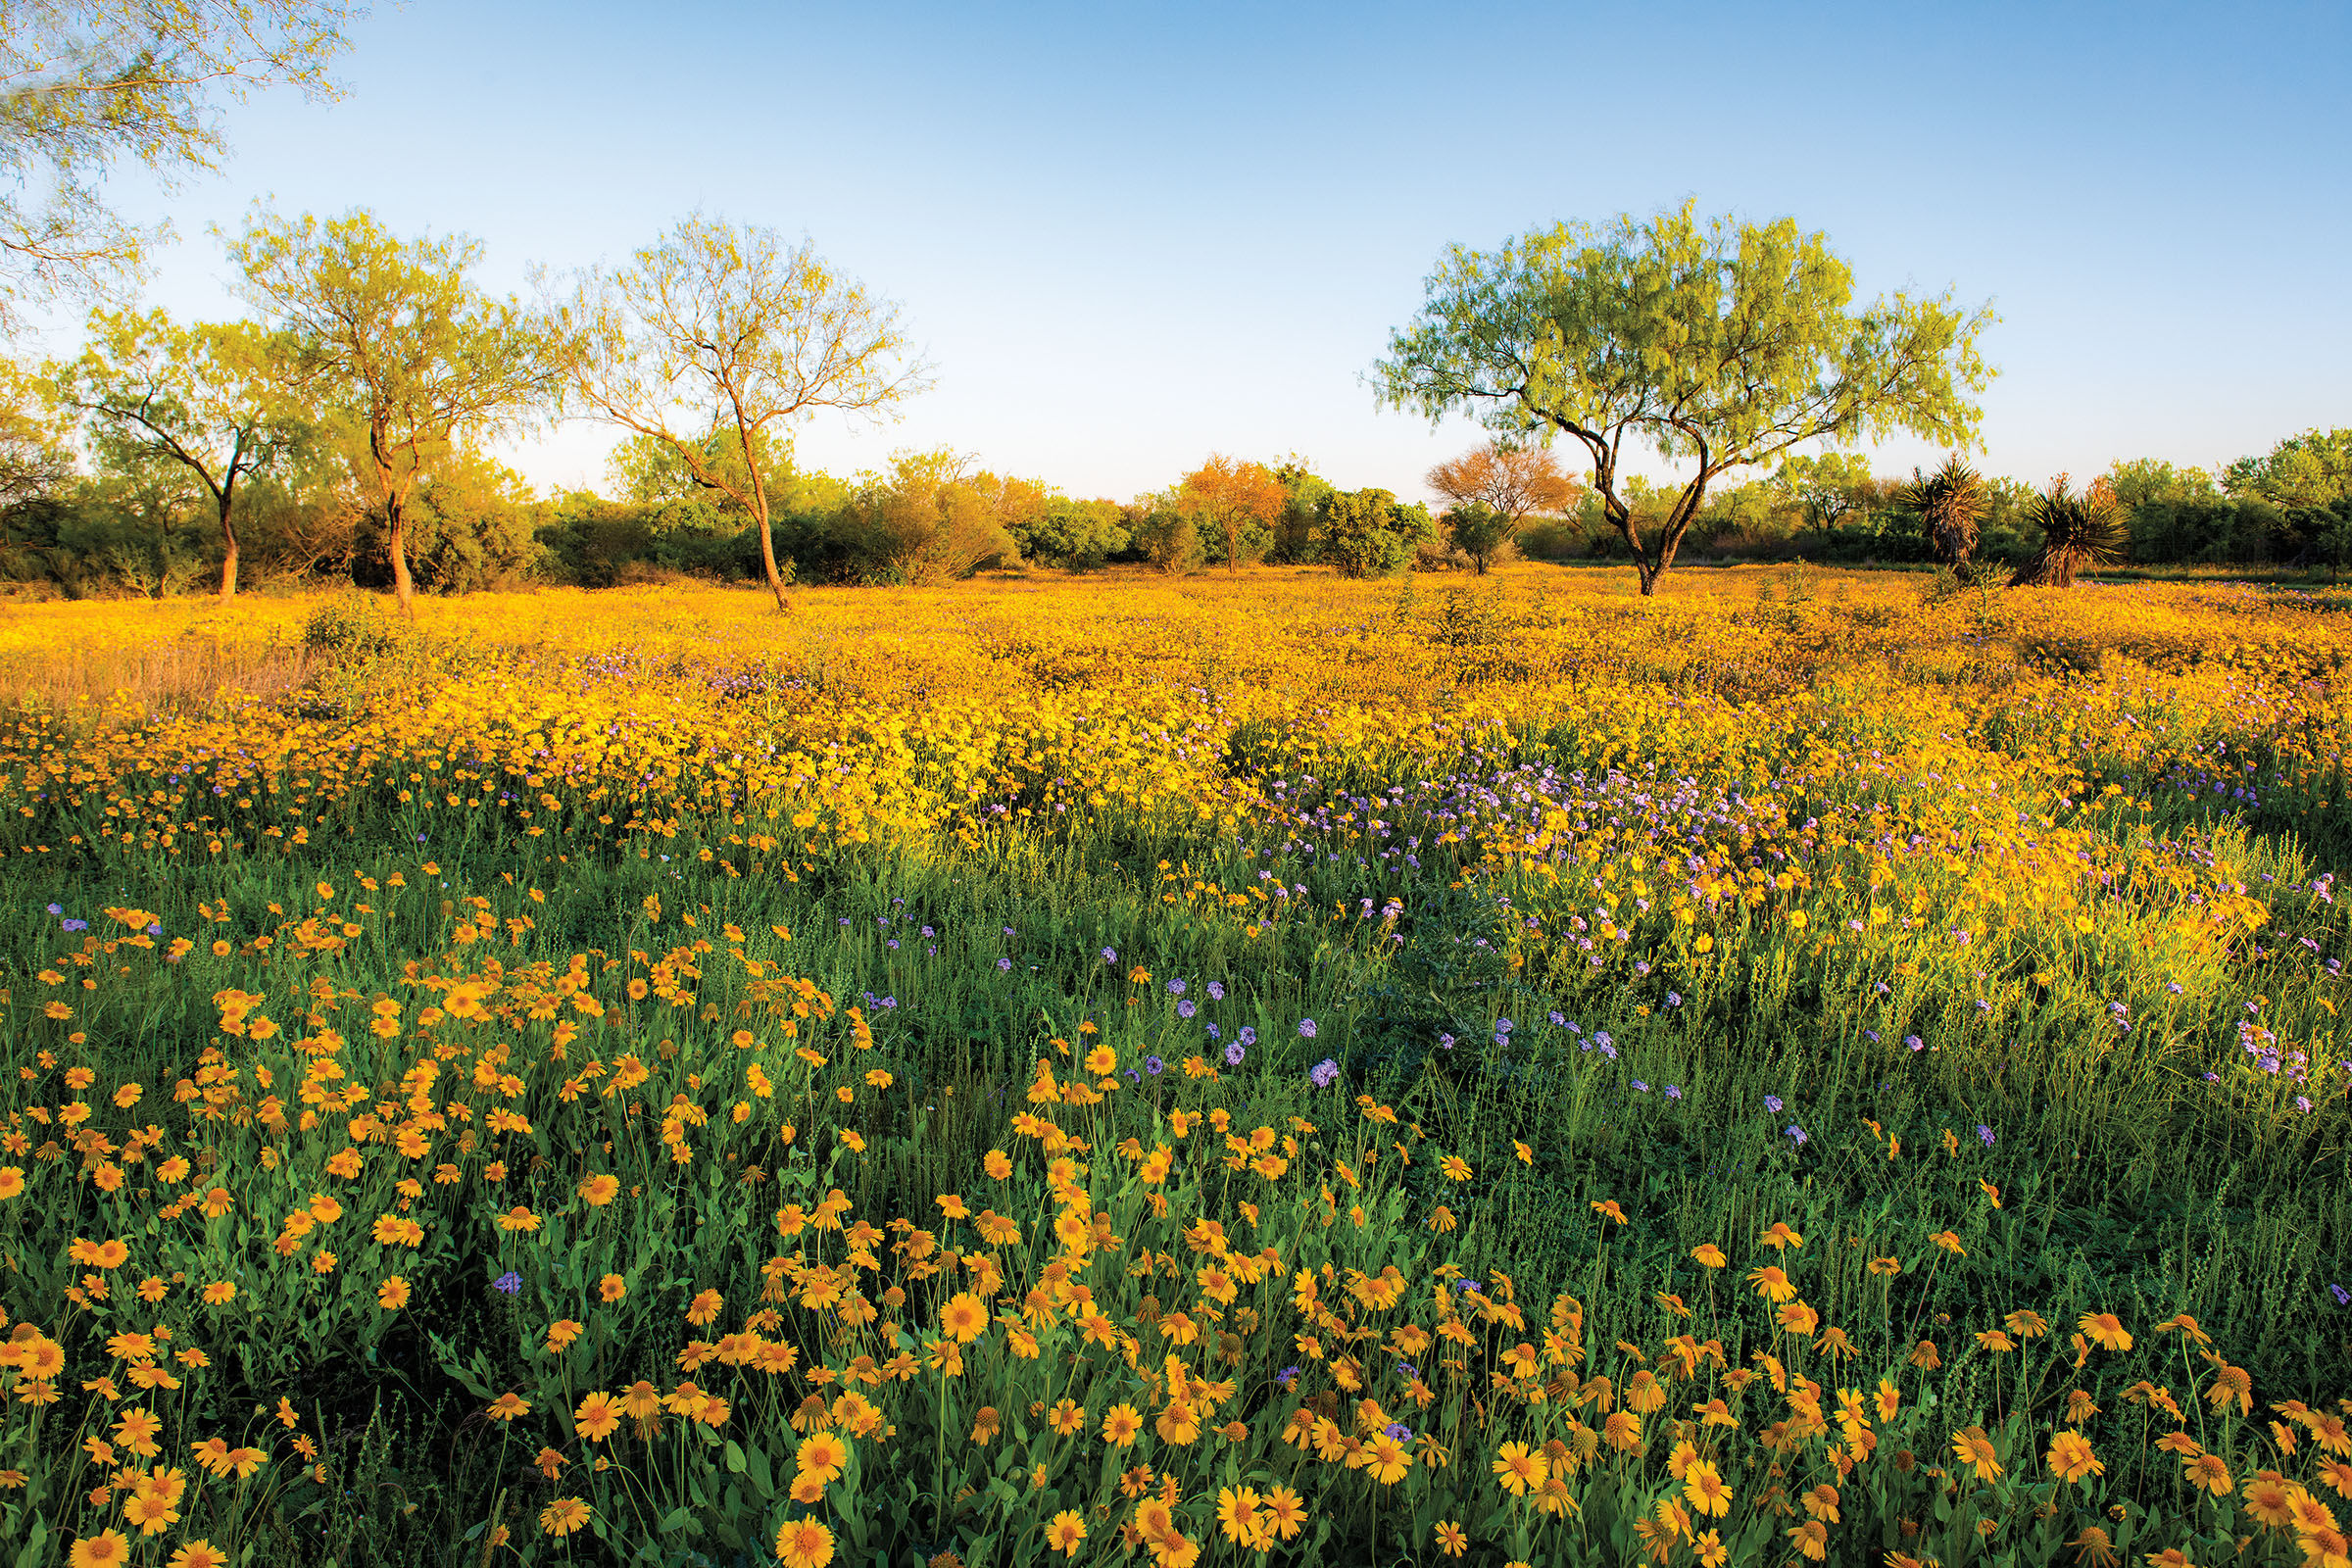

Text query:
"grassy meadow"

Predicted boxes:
[[0, 564, 2348, 1568]]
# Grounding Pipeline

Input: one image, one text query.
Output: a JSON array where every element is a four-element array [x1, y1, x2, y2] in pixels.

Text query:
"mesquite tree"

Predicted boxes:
[[1379, 203, 1994, 596]]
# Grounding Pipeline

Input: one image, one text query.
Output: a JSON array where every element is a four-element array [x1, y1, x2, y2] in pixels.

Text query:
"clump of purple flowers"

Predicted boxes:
[[1310, 1058, 1339, 1088]]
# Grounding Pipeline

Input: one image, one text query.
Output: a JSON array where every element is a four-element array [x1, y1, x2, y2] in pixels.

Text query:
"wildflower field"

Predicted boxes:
[[1, 564, 2349, 1568]]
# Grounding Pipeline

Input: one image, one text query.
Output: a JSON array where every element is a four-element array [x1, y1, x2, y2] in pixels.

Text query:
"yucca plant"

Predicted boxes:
[[1897, 454, 1987, 578], [2007, 472, 2128, 587]]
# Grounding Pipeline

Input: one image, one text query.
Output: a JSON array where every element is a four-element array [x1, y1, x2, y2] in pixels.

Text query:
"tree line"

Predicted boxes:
[[3, 9, 2345, 607]]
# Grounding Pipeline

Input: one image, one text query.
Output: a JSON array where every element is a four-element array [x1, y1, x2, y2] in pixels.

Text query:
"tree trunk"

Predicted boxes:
[[218, 494, 239, 603], [756, 506, 790, 612], [1636, 557, 1660, 596], [385, 490, 416, 616]]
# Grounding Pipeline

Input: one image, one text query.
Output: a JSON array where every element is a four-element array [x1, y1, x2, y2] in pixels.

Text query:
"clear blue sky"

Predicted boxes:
[[54, 0, 2352, 503]]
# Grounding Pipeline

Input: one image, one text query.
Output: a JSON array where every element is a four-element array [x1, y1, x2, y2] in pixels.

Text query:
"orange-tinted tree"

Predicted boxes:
[[1176, 454, 1285, 572], [1426, 441, 1579, 572]]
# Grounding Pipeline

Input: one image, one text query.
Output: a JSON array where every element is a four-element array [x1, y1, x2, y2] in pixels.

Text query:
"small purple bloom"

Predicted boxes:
[[1383, 1422, 1411, 1442], [1786, 1124, 1807, 1146], [1102, 948, 1117, 964], [1207, 981, 1225, 1002], [1167, 978, 1186, 997], [996, 956, 1012, 971], [1176, 999, 1196, 1018], [1764, 1095, 1784, 1113], [1977, 1125, 1995, 1147], [1145, 1055, 1164, 1076], [1310, 1058, 1339, 1088], [1224, 1042, 1246, 1066], [1665, 1085, 1683, 1100], [2332, 1284, 2351, 1307], [493, 1271, 521, 1295], [1298, 1018, 1318, 1039], [1905, 1035, 1925, 1053], [1438, 1033, 1455, 1050]]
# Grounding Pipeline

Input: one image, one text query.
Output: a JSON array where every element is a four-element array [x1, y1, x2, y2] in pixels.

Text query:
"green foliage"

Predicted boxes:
[[1010, 496, 1129, 569], [1378, 202, 1994, 593], [1319, 486, 1434, 577], [299, 586, 404, 657], [1443, 503, 1516, 572], [810, 450, 1020, 585], [547, 213, 928, 607], [1268, 458, 1334, 564], [228, 206, 553, 611], [1129, 496, 1203, 573], [0, 0, 356, 332], [2225, 427, 2352, 511]]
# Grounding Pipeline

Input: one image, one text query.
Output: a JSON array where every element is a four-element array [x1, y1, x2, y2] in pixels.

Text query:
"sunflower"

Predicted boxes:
[[1759, 1222, 1803, 1250], [2184, 1453, 2232, 1496], [796, 1432, 849, 1480], [1260, 1484, 1307, 1541], [2047, 1429, 2103, 1484], [1101, 1403, 1143, 1446], [1746, 1265, 1795, 1303], [2077, 1312, 2132, 1352], [939, 1292, 989, 1345], [773, 1519, 835, 1568], [2241, 1471, 2296, 1529], [1951, 1426, 2002, 1484], [573, 1392, 620, 1443], [1360, 1433, 1411, 1484], [577, 1173, 619, 1205], [1215, 1487, 1263, 1547], [122, 1488, 179, 1536], [1690, 1244, 1728, 1268], [1492, 1442, 1547, 1496], [1433, 1520, 1468, 1558], [540, 1498, 590, 1538], [1684, 1458, 1732, 1517], [1045, 1511, 1087, 1553], [69, 1532, 131, 1568]]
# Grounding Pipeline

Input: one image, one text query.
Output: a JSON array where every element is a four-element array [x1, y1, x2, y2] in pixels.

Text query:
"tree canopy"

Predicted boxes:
[[1426, 441, 1578, 572], [543, 213, 928, 611], [1175, 454, 1283, 572], [50, 305, 300, 597], [226, 206, 550, 612], [0, 0, 356, 332], [1377, 203, 1994, 594]]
